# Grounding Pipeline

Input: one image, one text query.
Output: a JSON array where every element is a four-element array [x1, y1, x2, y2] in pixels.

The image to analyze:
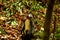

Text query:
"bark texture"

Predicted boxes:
[[43, 0, 55, 40]]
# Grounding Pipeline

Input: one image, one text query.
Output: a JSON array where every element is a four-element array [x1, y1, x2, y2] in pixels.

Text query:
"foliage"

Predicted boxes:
[[56, 28, 60, 33], [55, 34, 60, 39], [0, 0, 60, 40], [11, 21, 18, 26], [0, 28, 7, 34]]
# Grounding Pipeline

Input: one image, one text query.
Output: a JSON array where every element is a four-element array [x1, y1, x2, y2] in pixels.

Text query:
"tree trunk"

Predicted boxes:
[[43, 0, 55, 40]]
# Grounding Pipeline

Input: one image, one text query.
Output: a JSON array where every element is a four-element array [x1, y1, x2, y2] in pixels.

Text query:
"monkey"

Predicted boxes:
[[21, 14, 34, 40]]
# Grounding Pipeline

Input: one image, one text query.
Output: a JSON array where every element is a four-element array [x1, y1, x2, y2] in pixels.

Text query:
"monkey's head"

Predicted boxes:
[[26, 13, 33, 19]]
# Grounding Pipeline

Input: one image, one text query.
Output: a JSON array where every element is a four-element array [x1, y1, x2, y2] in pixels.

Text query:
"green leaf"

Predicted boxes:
[[6, 8, 9, 11], [11, 21, 18, 26], [34, 31, 44, 38], [55, 34, 60, 39], [2, 0, 6, 2], [6, 18, 14, 24], [6, 20, 11, 24], [39, 31, 44, 38], [13, 2, 19, 6], [6, 13, 10, 17], [0, 28, 7, 34], [10, 18, 14, 21], [10, 11, 14, 15], [56, 28, 60, 33]]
